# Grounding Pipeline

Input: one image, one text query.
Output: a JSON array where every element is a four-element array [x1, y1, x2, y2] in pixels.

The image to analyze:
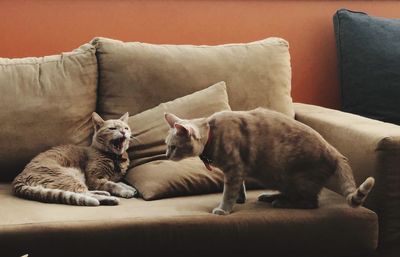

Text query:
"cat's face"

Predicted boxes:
[[92, 112, 131, 155], [164, 113, 204, 161]]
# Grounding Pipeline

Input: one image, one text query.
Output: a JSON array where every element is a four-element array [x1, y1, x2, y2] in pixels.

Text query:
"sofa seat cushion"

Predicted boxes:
[[0, 184, 377, 257]]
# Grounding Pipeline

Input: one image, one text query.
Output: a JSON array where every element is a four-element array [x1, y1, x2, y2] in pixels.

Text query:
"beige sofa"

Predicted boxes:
[[1, 37, 398, 257]]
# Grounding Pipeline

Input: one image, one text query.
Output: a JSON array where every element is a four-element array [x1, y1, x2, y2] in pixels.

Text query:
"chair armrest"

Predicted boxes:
[[294, 103, 400, 247]]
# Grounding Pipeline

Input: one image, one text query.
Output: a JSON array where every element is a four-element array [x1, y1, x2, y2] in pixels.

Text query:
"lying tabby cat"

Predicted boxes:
[[12, 112, 137, 206], [164, 108, 375, 215]]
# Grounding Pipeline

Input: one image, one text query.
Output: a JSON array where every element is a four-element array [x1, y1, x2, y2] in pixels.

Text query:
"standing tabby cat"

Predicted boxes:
[[164, 108, 375, 215], [12, 112, 137, 206]]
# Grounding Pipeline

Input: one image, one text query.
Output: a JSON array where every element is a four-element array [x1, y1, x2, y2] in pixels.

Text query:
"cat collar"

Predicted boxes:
[[199, 128, 213, 171]]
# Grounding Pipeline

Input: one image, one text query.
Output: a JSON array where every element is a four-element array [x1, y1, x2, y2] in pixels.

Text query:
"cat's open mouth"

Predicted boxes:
[[111, 137, 126, 151]]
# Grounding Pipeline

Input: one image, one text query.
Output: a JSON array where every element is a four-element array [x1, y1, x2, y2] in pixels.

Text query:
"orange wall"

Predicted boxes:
[[1, 0, 400, 109]]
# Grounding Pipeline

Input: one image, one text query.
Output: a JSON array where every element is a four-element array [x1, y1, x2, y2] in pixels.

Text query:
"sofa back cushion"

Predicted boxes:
[[92, 37, 293, 119], [0, 44, 98, 181], [334, 9, 400, 125]]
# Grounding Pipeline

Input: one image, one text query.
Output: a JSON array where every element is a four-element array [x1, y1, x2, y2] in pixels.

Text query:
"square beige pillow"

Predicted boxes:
[[92, 37, 294, 119], [125, 82, 230, 200], [0, 44, 98, 181], [127, 158, 224, 200], [127, 81, 230, 167]]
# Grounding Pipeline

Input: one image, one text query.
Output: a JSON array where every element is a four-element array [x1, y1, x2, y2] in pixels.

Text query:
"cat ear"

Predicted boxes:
[[92, 112, 104, 131], [174, 123, 201, 140], [164, 113, 181, 128], [119, 112, 129, 123], [174, 123, 190, 136]]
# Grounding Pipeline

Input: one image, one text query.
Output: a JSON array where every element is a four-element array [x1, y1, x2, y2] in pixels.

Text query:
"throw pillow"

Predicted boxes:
[[125, 82, 229, 200], [334, 9, 400, 124]]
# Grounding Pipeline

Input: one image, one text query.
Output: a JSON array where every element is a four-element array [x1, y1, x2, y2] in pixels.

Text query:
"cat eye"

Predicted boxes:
[[109, 127, 117, 130], [124, 127, 129, 130]]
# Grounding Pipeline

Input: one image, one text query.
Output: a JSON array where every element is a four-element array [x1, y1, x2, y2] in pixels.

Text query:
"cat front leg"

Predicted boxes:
[[89, 190, 111, 196], [212, 173, 244, 215], [236, 181, 247, 204], [88, 192, 120, 205], [105, 181, 137, 198], [117, 181, 137, 193], [89, 178, 137, 198]]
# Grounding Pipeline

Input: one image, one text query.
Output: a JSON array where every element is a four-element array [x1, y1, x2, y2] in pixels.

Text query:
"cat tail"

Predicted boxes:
[[327, 156, 375, 207], [13, 184, 100, 206]]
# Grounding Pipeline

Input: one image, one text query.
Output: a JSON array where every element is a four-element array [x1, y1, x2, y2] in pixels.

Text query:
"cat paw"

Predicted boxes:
[[90, 194, 120, 205], [118, 182, 138, 193], [212, 207, 230, 215], [258, 192, 282, 203], [118, 188, 137, 198], [99, 196, 120, 205]]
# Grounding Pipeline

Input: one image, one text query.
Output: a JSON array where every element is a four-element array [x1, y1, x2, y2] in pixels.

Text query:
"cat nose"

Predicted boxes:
[[120, 131, 125, 135]]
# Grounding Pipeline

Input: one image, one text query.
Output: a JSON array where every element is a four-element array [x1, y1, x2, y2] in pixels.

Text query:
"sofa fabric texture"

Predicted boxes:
[[294, 103, 400, 247], [0, 44, 98, 181], [0, 184, 378, 257], [334, 9, 400, 125], [92, 37, 294, 119]]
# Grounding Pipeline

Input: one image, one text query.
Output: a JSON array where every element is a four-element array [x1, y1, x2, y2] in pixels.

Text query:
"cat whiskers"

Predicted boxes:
[[129, 135, 141, 145]]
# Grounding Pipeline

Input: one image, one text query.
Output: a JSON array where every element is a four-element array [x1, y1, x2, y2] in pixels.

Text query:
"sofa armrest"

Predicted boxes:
[[294, 103, 400, 247]]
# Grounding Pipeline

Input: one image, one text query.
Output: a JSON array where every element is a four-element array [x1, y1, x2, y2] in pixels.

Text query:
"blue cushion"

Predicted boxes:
[[334, 9, 400, 125]]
